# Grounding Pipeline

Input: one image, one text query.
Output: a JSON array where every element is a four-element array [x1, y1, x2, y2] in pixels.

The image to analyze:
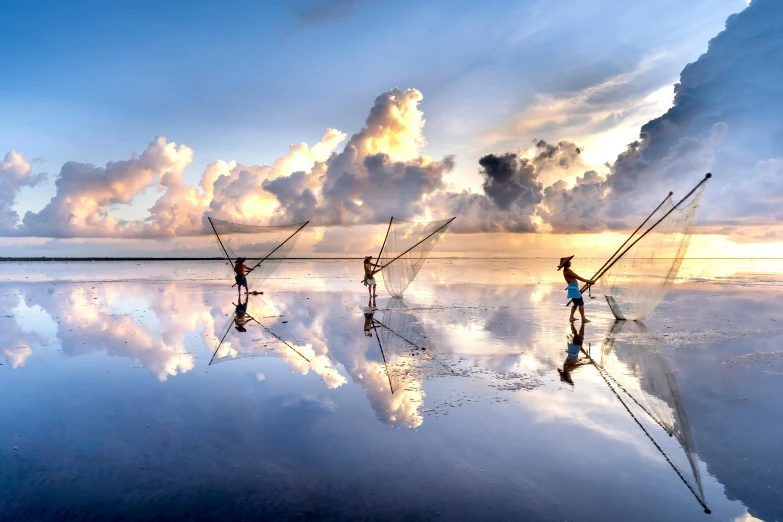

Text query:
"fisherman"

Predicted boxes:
[[558, 255, 595, 323], [234, 257, 249, 298], [363, 255, 379, 299], [234, 293, 250, 333]]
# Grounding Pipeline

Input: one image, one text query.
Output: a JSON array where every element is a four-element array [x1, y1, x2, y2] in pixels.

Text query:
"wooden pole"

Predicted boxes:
[[208, 217, 233, 268], [245, 221, 310, 275], [373, 217, 394, 272], [376, 217, 456, 271], [566, 191, 673, 305], [568, 173, 710, 306]]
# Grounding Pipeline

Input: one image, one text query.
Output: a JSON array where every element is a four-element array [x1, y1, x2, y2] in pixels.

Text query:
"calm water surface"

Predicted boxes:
[[1, 259, 781, 521]]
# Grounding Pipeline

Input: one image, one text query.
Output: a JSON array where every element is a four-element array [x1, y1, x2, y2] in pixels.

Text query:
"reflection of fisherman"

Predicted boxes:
[[362, 256, 380, 299], [558, 255, 595, 323], [363, 307, 375, 337], [558, 322, 589, 385], [234, 294, 250, 332]]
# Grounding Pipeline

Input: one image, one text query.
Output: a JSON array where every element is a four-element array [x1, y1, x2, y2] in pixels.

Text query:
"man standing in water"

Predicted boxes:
[[558, 255, 595, 323], [363, 256, 380, 300], [234, 257, 249, 299]]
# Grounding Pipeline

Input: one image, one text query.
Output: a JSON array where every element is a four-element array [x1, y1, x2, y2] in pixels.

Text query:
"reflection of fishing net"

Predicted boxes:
[[208, 217, 308, 284], [599, 184, 705, 320], [373, 298, 452, 393], [209, 301, 310, 366], [596, 320, 707, 512], [377, 217, 454, 297]]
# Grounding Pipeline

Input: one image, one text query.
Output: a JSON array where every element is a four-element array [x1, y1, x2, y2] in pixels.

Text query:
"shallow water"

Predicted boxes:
[[1, 259, 782, 521]]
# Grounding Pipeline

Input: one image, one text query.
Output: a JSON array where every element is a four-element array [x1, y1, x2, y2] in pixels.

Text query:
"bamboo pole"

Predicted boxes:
[[566, 191, 672, 306], [208, 217, 233, 268], [568, 173, 711, 306], [373, 217, 394, 272], [245, 221, 310, 275], [376, 217, 456, 271]]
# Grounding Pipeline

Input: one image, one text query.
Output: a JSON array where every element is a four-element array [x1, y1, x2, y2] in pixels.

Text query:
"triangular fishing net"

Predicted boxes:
[[209, 301, 311, 366], [598, 183, 705, 321], [377, 217, 454, 297], [208, 217, 308, 284], [372, 298, 452, 394], [596, 320, 708, 512]]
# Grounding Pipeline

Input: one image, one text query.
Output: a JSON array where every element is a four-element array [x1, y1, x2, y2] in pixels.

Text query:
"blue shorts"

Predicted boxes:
[[235, 275, 248, 287], [572, 297, 584, 307]]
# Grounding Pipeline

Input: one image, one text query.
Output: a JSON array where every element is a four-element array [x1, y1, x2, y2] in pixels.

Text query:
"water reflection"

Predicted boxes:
[[557, 322, 590, 385], [583, 320, 710, 514], [2, 260, 782, 520]]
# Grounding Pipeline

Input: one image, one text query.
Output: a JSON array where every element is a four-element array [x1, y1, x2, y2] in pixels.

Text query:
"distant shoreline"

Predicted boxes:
[[0, 257, 780, 262]]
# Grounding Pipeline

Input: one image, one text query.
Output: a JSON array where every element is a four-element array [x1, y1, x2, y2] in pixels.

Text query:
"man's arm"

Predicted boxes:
[[565, 268, 595, 284]]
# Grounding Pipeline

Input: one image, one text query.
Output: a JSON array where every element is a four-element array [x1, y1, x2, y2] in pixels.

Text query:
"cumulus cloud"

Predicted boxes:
[[265, 88, 454, 226], [6, 0, 783, 246], [0, 151, 46, 232], [21, 137, 194, 238], [511, 0, 783, 234], [438, 140, 588, 233]]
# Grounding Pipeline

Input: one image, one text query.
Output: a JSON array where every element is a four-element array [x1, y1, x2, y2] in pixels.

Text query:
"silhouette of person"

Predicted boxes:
[[234, 293, 250, 333], [558, 322, 588, 385]]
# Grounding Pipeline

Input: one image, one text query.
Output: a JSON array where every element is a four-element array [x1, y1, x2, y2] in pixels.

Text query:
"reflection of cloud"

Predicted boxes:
[[210, 296, 347, 388], [279, 393, 337, 413], [10, 283, 197, 381], [2, 345, 33, 369], [0, 292, 48, 369]]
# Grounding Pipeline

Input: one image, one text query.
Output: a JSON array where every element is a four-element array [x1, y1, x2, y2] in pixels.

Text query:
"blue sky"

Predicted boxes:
[[5, 0, 780, 257], [2, 0, 744, 207]]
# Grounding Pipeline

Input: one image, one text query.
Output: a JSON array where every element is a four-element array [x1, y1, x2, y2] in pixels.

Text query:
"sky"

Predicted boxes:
[[2, 0, 781, 258]]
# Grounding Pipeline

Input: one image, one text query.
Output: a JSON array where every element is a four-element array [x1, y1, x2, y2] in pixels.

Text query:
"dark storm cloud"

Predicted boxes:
[[479, 153, 541, 210], [534, 0, 783, 232]]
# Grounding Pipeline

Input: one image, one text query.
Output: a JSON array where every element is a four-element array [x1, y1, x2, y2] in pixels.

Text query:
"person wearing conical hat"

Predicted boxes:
[[234, 257, 249, 298], [558, 255, 595, 323], [362, 255, 380, 301]]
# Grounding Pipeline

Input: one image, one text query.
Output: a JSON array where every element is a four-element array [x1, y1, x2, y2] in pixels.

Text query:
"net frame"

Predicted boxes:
[[599, 186, 704, 320], [375, 217, 455, 297], [568, 174, 710, 320], [208, 217, 309, 284], [209, 308, 310, 366]]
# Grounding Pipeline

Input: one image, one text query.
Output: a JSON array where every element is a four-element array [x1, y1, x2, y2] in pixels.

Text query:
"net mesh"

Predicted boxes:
[[598, 184, 705, 320], [208, 217, 307, 284], [209, 300, 311, 366], [378, 217, 454, 297], [373, 297, 452, 394], [597, 320, 706, 509]]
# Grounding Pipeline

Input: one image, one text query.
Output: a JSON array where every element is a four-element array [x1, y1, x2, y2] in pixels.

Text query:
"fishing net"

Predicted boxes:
[[596, 320, 707, 511], [372, 298, 453, 394], [209, 301, 311, 366], [377, 217, 454, 297], [208, 217, 308, 284], [598, 183, 705, 321]]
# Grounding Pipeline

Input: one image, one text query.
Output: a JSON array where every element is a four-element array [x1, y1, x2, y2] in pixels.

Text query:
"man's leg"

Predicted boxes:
[[579, 305, 590, 323], [570, 304, 577, 322]]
